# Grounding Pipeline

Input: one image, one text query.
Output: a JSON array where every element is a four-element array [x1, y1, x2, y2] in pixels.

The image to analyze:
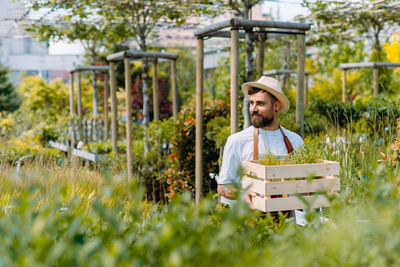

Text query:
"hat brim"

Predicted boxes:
[[242, 82, 290, 113]]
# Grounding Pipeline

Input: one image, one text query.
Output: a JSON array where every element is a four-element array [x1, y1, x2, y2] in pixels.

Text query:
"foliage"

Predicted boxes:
[[206, 117, 230, 150], [312, 41, 366, 76], [166, 100, 230, 198], [279, 109, 329, 136], [14, 75, 94, 141], [164, 48, 196, 108], [0, 65, 20, 113], [259, 140, 323, 166], [0, 130, 400, 265], [302, 0, 400, 60], [390, 118, 400, 165], [228, 0, 264, 18], [309, 96, 400, 136], [0, 113, 16, 137], [17, 76, 69, 123], [131, 76, 172, 121], [0, 136, 64, 166], [309, 68, 362, 102], [23, 0, 126, 65], [205, 116, 231, 168]]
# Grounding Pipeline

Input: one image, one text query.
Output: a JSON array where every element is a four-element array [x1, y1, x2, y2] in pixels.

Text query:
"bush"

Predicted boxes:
[[309, 96, 400, 136], [166, 100, 230, 198]]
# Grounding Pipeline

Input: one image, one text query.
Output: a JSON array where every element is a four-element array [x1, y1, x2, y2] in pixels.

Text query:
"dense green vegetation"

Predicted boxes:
[[0, 122, 399, 265]]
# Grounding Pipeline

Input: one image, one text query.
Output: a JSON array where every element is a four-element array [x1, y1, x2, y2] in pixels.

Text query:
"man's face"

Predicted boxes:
[[249, 91, 277, 128]]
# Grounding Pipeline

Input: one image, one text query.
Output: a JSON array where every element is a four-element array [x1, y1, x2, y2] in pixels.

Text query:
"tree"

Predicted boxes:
[[228, 0, 264, 128], [302, 0, 400, 61], [0, 65, 20, 113], [22, 0, 128, 134], [101, 1, 216, 133], [96, 0, 218, 152]]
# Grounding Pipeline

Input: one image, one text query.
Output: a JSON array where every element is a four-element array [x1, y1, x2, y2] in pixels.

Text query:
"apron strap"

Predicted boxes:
[[253, 127, 259, 160], [279, 126, 294, 154], [253, 126, 294, 160]]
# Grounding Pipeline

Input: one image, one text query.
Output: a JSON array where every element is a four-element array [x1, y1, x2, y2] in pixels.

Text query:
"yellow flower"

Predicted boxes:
[[384, 33, 400, 71]]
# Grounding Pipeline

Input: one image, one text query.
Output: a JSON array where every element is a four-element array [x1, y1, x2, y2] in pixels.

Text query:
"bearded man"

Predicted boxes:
[[217, 76, 304, 207]]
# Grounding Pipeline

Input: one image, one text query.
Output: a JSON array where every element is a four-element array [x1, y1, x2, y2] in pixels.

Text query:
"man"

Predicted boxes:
[[217, 76, 304, 207]]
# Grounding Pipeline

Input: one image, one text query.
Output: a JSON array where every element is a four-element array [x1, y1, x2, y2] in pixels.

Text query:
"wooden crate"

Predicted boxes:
[[241, 160, 340, 212]]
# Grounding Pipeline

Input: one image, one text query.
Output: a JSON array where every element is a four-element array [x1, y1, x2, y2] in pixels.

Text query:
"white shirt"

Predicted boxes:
[[217, 126, 304, 205]]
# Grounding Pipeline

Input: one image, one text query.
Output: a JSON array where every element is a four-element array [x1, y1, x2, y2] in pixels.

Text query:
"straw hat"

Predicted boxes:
[[242, 76, 290, 113]]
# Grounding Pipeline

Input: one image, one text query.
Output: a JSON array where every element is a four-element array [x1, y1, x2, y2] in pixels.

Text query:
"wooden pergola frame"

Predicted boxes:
[[193, 18, 310, 204], [263, 69, 311, 106], [106, 51, 179, 180], [340, 62, 400, 102], [69, 65, 109, 148]]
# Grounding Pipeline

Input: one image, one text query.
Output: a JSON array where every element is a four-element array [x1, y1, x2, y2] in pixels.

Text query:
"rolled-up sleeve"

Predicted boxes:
[[217, 136, 240, 185]]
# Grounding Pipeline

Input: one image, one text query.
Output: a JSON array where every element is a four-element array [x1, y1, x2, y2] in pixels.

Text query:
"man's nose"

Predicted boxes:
[[250, 104, 256, 113]]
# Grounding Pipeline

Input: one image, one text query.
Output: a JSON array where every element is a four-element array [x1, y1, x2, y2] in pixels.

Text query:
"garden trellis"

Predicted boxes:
[[340, 62, 400, 102], [69, 65, 109, 148], [106, 51, 179, 180], [193, 18, 310, 204]]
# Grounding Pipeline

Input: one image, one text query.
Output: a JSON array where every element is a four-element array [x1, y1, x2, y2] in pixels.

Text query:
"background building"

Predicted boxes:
[[0, 0, 83, 85]]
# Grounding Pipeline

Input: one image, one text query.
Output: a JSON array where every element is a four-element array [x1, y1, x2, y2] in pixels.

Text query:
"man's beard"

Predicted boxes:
[[251, 112, 274, 128]]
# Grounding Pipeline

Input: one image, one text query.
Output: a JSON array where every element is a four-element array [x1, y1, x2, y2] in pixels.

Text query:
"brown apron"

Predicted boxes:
[[253, 126, 294, 160]]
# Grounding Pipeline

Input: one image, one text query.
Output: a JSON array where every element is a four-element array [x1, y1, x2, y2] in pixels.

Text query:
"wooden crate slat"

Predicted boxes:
[[244, 160, 340, 179], [242, 176, 268, 195], [253, 195, 331, 212], [242, 176, 340, 196], [243, 161, 267, 178]]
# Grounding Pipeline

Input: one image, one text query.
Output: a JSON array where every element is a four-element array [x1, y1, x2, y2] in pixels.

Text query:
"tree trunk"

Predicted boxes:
[[242, 4, 254, 129], [140, 39, 151, 153]]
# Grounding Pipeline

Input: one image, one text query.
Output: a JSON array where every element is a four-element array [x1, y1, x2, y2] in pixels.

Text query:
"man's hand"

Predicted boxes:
[[217, 184, 238, 200], [217, 184, 258, 209], [242, 190, 258, 209]]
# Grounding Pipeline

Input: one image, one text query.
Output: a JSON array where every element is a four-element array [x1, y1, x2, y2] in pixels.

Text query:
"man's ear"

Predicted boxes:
[[274, 100, 282, 112]]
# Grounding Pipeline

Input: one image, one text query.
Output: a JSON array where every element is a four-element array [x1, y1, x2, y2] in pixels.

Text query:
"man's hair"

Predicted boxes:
[[247, 87, 278, 102]]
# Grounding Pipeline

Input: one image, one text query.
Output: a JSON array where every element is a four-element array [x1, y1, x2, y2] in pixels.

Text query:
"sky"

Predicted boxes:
[[262, 0, 308, 21], [48, 0, 309, 55]]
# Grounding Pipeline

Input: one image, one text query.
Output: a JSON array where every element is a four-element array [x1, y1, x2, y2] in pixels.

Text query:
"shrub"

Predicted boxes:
[[166, 100, 230, 198]]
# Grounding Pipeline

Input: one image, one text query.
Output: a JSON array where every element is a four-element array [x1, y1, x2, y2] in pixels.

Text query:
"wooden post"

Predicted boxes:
[[373, 67, 379, 95], [124, 58, 133, 180], [171, 60, 178, 121], [296, 34, 305, 137], [152, 58, 160, 121], [305, 73, 309, 107], [342, 69, 346, 103], [77, 71, 84, 141], [92, 71, 98, 141], [103, 72, 109, 140], [110, 62, 118, 154], [69, 72, 76, 149], [230, 28, 239, 134], [257, 33, 265, 78], [195, 38, 204, 205]]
